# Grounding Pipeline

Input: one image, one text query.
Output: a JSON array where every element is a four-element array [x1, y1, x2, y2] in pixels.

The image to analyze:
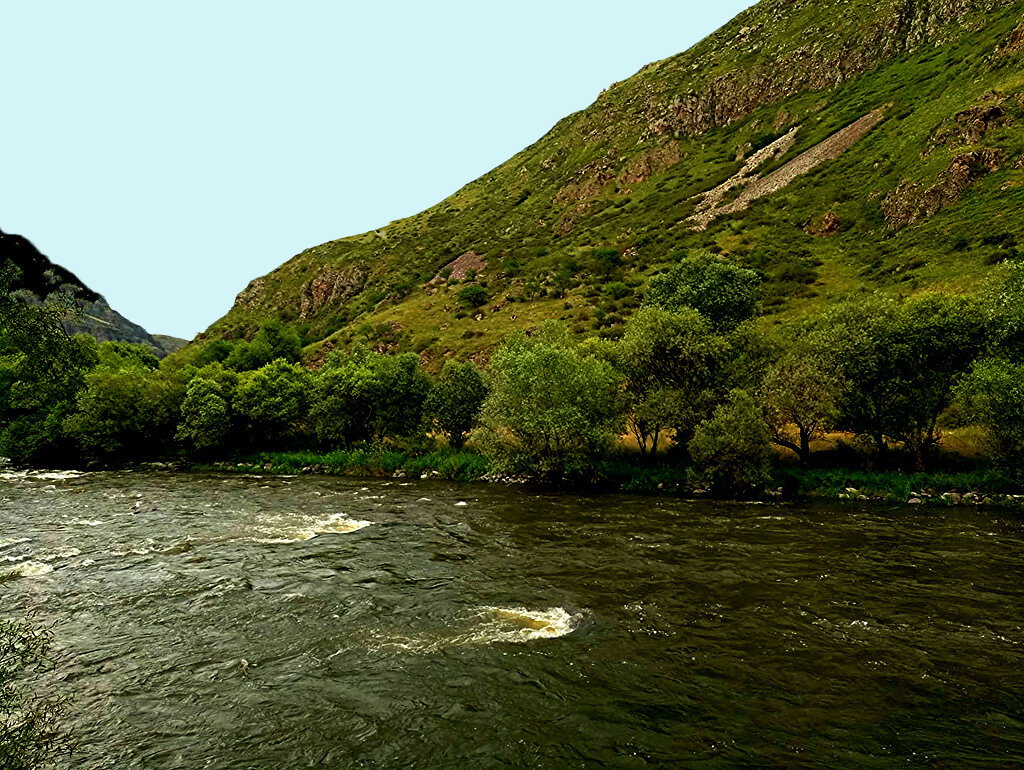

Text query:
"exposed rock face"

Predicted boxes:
[[1006, 19, 1024, 50], [883, 148, 1004, 228], [643, 0, 1016, 139], [806, 211, 842, 237], [927, 95, 1009, 153], [554, 150, 619, 204], [234, 278, 267, 310], [298, 266, 367, 319], [618, 143, 684, 187], [554, 203, 595, 235], [0, 228, 174, 356]]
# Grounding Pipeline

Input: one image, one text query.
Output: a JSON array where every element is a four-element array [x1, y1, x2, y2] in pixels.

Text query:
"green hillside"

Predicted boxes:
[[192, 0, 1024, 367]]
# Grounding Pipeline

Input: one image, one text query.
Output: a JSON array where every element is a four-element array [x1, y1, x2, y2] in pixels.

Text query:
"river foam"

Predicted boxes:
[[471, 606, 582, 643], [0, 469, 87, 482], [352, 606, 583, 656], [250, 512, 372, 544], [4, 560, 54, 578]]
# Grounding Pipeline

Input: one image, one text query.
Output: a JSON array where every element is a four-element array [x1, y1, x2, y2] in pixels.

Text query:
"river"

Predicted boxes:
[[2, 469, 1023, 767]]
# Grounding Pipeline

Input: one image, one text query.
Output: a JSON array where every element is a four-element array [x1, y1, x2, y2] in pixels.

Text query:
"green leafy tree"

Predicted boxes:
[[64, 368, 185, 463], [225, 320, 302, 371], [311, 348, 431, 446], [477, 323, 621, 478], [192, 339, 234, 367], [311, 350, 380, 446], [646, 250, 761, 332], [591, 248, 623, 279], [955, 358, 1024, 464], [689, 389, 773, 495], [233, 359, 311, 446], [615, 306, 724, 453], [0, 263, 99, 464], [424, 360, 488, 449], [95, 341, 160, 372], [821, 293, 992, 469], [456, 285, 489, 309], [762, 350, 844, 465], [987, 260, 1024, 361], [177, 376, 233, 455], [371, 352, 432, 439]]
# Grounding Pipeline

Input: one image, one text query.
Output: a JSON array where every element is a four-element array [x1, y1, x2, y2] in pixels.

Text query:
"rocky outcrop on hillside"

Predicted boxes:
[[926, 94, 1011, 153], [883, 148, 1005, 227], [640, 0, 1017, 139], [0, 229, 174, 356], [298, 266, 367, 319]]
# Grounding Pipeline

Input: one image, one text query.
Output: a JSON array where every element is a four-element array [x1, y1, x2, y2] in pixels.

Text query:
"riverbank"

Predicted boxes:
[[177, 448, 1024, 508]]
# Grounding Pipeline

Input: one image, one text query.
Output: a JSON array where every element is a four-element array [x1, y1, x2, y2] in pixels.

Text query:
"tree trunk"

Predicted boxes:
[[798, 427, 811, 466]]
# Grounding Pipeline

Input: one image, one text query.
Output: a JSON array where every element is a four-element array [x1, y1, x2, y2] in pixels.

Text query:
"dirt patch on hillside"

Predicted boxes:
[[689, 108, 886, 230], [429, 251, 487, 284]]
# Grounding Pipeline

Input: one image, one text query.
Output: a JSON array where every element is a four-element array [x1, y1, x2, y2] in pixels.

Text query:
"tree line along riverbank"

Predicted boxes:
[[3, 251, 1024, 501]]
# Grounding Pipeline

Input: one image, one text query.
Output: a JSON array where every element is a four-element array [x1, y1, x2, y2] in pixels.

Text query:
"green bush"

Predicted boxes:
[[477, 322, 621, 479], [457, 285, 489, 309], [689, 389, 773, 495]]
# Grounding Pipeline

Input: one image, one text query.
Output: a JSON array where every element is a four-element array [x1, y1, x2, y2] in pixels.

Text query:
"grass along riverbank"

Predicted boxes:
[[183, 447, 1024, 507]]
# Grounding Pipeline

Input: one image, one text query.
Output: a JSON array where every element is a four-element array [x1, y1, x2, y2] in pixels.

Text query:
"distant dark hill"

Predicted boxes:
[[0, 229, 180, 357], [191, 0, 1024, 367]]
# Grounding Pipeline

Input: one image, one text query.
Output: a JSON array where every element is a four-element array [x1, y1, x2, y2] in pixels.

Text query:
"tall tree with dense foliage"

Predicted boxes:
[[987, 260, 1024, 361], [477, 322, 621, 478], [955, 358, 1024, 465], [817, 293, 992, 468], [177, 376, 235, 455], [762, 350, 844, 465], [234, 359, 311, 446], [311, 347, 431, 447], [0, 262, 99, 464], [615, 306, 724, 453], [645, 250, 761, 332], [64, 366, 185, 463], [424, 360, 488, 449]]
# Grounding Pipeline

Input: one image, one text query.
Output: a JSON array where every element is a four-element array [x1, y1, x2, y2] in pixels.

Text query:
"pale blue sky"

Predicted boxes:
[[2, 2, 753, 339]]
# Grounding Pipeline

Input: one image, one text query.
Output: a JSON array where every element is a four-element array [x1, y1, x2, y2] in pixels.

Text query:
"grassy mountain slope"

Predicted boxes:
[[194, 0, 1024, 367]]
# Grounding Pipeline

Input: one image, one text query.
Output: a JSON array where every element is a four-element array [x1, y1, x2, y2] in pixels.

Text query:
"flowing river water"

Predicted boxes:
[[2, 469, 1023, 767]]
